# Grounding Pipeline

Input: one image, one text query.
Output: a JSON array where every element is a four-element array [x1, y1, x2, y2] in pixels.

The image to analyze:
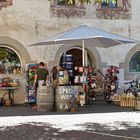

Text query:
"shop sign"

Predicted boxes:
[[57, 86, 76, 110], [59, 103, 70, 110], [58, 87, 73, 94]]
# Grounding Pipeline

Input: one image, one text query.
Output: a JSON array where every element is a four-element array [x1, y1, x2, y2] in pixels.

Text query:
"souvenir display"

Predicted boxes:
[[58, 69, 69, 86], [104, 65, 119, 103], [60, 54, 73, 84], [0, 76, 20, 87], [74, 66, 101, 105], [106, 65, 119, 83], [26, 63, 38, 104]]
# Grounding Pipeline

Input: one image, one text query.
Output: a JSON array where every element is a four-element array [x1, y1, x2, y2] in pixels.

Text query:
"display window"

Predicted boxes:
[[0, 47, 21, 74], [129, 51, 140, 72]]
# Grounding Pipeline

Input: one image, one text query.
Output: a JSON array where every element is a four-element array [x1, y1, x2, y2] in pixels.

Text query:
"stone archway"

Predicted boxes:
[[0, 37, 32, 104], [0, 37, 31, 67], [120, 43, 140, 80], [54, 44, 102, 70], [54, 44, 104, 87]]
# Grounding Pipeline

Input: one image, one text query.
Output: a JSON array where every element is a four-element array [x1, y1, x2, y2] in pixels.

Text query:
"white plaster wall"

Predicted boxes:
[[0, 0, 139, 66], [0, 0, 140, 103]]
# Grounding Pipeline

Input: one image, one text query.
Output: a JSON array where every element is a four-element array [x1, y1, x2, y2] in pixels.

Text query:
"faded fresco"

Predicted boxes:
[[50, 0, 131, 19], [50, 0, 86, 18], [0, 0, 12, 10]]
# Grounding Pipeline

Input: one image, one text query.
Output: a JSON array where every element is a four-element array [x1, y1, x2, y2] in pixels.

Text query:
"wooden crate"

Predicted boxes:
[[120, 100, 135, 107]]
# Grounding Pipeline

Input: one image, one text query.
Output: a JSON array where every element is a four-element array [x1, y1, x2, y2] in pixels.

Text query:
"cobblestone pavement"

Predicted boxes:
[[0, 101, 135, 117], [0, 122, 140, 140], [0, 101, 139, 140]]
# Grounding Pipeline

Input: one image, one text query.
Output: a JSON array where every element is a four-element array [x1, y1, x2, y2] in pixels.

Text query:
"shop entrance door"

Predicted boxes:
[[59, 48, 92, 84], [66, 49, 82, 67], [65, 48, 92, 67]]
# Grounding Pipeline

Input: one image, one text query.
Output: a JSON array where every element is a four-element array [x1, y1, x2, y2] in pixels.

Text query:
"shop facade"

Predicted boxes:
[[120, 43, 140, 80], [0, 37, 31, 104], [0, 0, 140, 104]]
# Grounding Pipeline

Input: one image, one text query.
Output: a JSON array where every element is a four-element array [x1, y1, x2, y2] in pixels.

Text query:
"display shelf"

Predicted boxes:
[[60, 54, 73, 77], [26, 63, 38, 104]]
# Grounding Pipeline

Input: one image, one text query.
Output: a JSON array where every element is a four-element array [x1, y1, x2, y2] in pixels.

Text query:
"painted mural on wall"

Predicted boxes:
[[0, 0, 12, 10], [94, 0, 131, 19], [50, 0, 131, 19], [50, 0, 87, 18]]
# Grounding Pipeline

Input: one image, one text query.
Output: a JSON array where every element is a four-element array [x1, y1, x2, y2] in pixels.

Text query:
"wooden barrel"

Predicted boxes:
[[56, 86, 77, 112], [37, 86, 54, 112]]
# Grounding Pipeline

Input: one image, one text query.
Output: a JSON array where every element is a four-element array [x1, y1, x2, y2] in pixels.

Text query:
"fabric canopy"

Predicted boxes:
[[30, 25, 138, 66]]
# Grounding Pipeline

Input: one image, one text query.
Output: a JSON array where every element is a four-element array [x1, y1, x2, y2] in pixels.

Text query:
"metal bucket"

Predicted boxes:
[[37, 86, 54, 112]]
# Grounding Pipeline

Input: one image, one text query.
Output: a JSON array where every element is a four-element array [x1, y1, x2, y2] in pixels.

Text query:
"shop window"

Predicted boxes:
[[129, 51, 140, 72], [0, 47, 21, 74]]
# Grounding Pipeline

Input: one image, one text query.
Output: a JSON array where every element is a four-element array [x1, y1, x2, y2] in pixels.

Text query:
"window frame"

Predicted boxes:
[[129, 51, 140, 72]]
